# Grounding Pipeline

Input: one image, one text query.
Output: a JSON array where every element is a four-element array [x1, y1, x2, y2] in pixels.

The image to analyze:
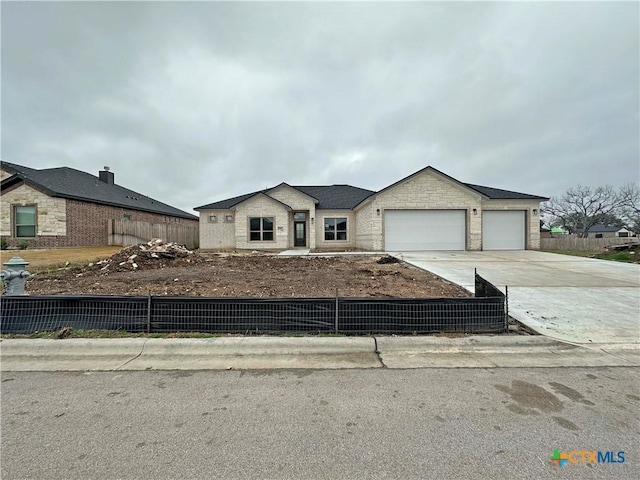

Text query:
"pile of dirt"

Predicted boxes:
[[85, 239, 207, 274]]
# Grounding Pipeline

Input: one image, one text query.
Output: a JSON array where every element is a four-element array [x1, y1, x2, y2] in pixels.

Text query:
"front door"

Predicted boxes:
[[294, 221, 306, 247]]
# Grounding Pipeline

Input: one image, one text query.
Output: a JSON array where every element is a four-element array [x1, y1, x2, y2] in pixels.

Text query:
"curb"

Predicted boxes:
[[1, 336, 637, 371]]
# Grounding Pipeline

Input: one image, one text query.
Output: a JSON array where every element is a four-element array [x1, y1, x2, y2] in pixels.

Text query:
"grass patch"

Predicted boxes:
[[0, 246, 121, 272], [543, 249, 637, 263]]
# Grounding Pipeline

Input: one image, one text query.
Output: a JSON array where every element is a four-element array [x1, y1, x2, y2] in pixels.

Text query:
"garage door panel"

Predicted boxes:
[[384, 210, 466, 251], [482, 211, 525, 250]]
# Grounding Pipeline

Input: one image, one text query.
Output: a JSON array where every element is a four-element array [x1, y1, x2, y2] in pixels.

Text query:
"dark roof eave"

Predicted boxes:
[[1, 175, 57, 197], [51, 193, 198, 220]]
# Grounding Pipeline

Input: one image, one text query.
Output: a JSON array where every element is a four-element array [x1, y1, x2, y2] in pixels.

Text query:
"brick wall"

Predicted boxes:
[[1, 182, 198, 248]]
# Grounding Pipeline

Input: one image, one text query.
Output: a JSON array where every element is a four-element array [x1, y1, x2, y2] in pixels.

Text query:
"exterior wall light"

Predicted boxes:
[[472, 208, 478, 215], [376, 208, 381, 215], [533, 209, 538, 215]]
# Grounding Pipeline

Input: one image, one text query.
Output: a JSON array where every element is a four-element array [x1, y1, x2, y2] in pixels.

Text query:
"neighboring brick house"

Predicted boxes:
[[195, 166, 549, 252], [1, 162, 198, 248]]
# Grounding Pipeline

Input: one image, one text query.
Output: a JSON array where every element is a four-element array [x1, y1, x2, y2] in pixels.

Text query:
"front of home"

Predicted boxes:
[[195, 166, 549, 252]]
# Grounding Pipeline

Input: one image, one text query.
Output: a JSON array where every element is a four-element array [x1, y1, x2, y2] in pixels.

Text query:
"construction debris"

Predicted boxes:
[[86, 239, 206, 274]]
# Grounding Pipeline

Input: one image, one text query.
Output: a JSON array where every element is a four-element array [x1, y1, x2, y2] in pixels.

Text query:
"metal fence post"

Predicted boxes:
[[147, 292, 152, 334], [505, 285, 509, 332], [335, 288, 339, 333]]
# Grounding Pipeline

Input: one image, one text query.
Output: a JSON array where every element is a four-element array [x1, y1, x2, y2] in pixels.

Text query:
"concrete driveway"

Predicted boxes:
[[397, 250, 640, 345]]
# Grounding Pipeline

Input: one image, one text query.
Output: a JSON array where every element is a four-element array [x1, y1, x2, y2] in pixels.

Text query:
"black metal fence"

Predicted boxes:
[[1, 274, 507, 335]]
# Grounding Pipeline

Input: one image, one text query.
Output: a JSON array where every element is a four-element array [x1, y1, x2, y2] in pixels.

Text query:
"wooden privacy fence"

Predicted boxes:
[[108, 219, 199, 249], [541, 236, 638, 251]]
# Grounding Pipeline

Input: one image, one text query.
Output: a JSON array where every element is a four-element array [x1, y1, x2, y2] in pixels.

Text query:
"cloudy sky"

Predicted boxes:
[[2, 1, 638, 214]]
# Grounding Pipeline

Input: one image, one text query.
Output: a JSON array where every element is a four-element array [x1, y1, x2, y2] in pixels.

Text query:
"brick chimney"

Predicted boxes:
[[99, 166, 114, 185]]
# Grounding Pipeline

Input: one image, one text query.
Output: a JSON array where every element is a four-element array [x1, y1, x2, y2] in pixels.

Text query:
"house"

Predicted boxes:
[[1, 161, 198, 248], [586, 223, 635, 239], [195, 166, 549, 252]]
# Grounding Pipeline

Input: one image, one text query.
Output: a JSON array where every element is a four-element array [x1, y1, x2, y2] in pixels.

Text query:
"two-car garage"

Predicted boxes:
[[383, 209, 527, 251]]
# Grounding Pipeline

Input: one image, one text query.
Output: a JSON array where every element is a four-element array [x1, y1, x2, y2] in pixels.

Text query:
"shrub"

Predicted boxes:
[[17, 241, 30, 250], [0, 238, 7, 250]]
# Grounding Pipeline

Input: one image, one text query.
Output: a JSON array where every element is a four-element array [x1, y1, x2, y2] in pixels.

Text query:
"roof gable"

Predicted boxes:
[[266, 183, 319, 204], [355, 166, 486, 209], [233, 192, 293, 210]]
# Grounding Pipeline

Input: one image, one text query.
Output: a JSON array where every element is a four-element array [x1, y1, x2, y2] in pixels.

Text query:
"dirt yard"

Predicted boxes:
[[23, 247, 469, 298]]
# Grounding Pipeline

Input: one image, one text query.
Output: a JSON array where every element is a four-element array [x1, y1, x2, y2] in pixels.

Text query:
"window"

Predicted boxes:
[[324, 217, 347, 241], [595, 233, 603, 239], [122, 214, 131, 221], [225, 214, 234, 223], [249, 217, 274, 241], [208, 215, 217, 223], [293, 212, 306, 220], [618, 231, 629, 238], [14, 206, 36, 237]]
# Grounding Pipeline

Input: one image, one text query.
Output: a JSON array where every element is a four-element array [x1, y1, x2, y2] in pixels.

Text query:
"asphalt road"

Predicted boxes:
[[2, 367, 639, 480]]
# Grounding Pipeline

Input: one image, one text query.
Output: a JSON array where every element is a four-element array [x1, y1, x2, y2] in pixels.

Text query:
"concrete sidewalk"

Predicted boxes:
[[1, 336, 638, 371]]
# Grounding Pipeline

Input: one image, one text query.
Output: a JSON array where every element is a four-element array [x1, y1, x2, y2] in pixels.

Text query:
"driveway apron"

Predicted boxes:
[[398, 251, 640, 345]]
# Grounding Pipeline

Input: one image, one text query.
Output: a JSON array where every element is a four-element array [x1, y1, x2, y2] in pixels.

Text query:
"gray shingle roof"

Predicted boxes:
[[195, 185, 376, 211], [194, 190, 268, 210], [463, 183, 549, 201], [293, 185, 375, 209], [1, 161, 198, 220], [195, 173, 548, 212], [587, 223, 624, 233]]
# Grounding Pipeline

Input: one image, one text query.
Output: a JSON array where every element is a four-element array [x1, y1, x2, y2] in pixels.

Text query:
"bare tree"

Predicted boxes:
[[543, 185, 625, 237], [619, 183, 640, 233]]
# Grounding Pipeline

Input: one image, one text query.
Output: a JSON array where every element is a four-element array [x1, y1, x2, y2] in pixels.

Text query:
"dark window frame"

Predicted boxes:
[[249, 216, 275, 242], [324, 217, 347, 241]]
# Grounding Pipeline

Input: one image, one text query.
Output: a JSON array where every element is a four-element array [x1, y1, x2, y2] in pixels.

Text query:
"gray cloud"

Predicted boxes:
[[2, 2, 638, 213]]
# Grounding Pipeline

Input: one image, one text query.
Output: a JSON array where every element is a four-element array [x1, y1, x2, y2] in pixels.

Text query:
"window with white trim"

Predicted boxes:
[[208, 214, 217, 223], [324, 217, 347, 241], [249, 217, 274, 241]]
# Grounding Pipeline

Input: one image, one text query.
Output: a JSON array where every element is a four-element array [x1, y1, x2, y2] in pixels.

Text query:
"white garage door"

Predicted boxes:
[[482, 211, 525, 250], [384, 210, 466, 251]]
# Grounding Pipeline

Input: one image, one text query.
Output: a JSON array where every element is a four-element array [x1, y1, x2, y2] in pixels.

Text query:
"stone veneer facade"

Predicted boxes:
[[199, 168, 544, 251]]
